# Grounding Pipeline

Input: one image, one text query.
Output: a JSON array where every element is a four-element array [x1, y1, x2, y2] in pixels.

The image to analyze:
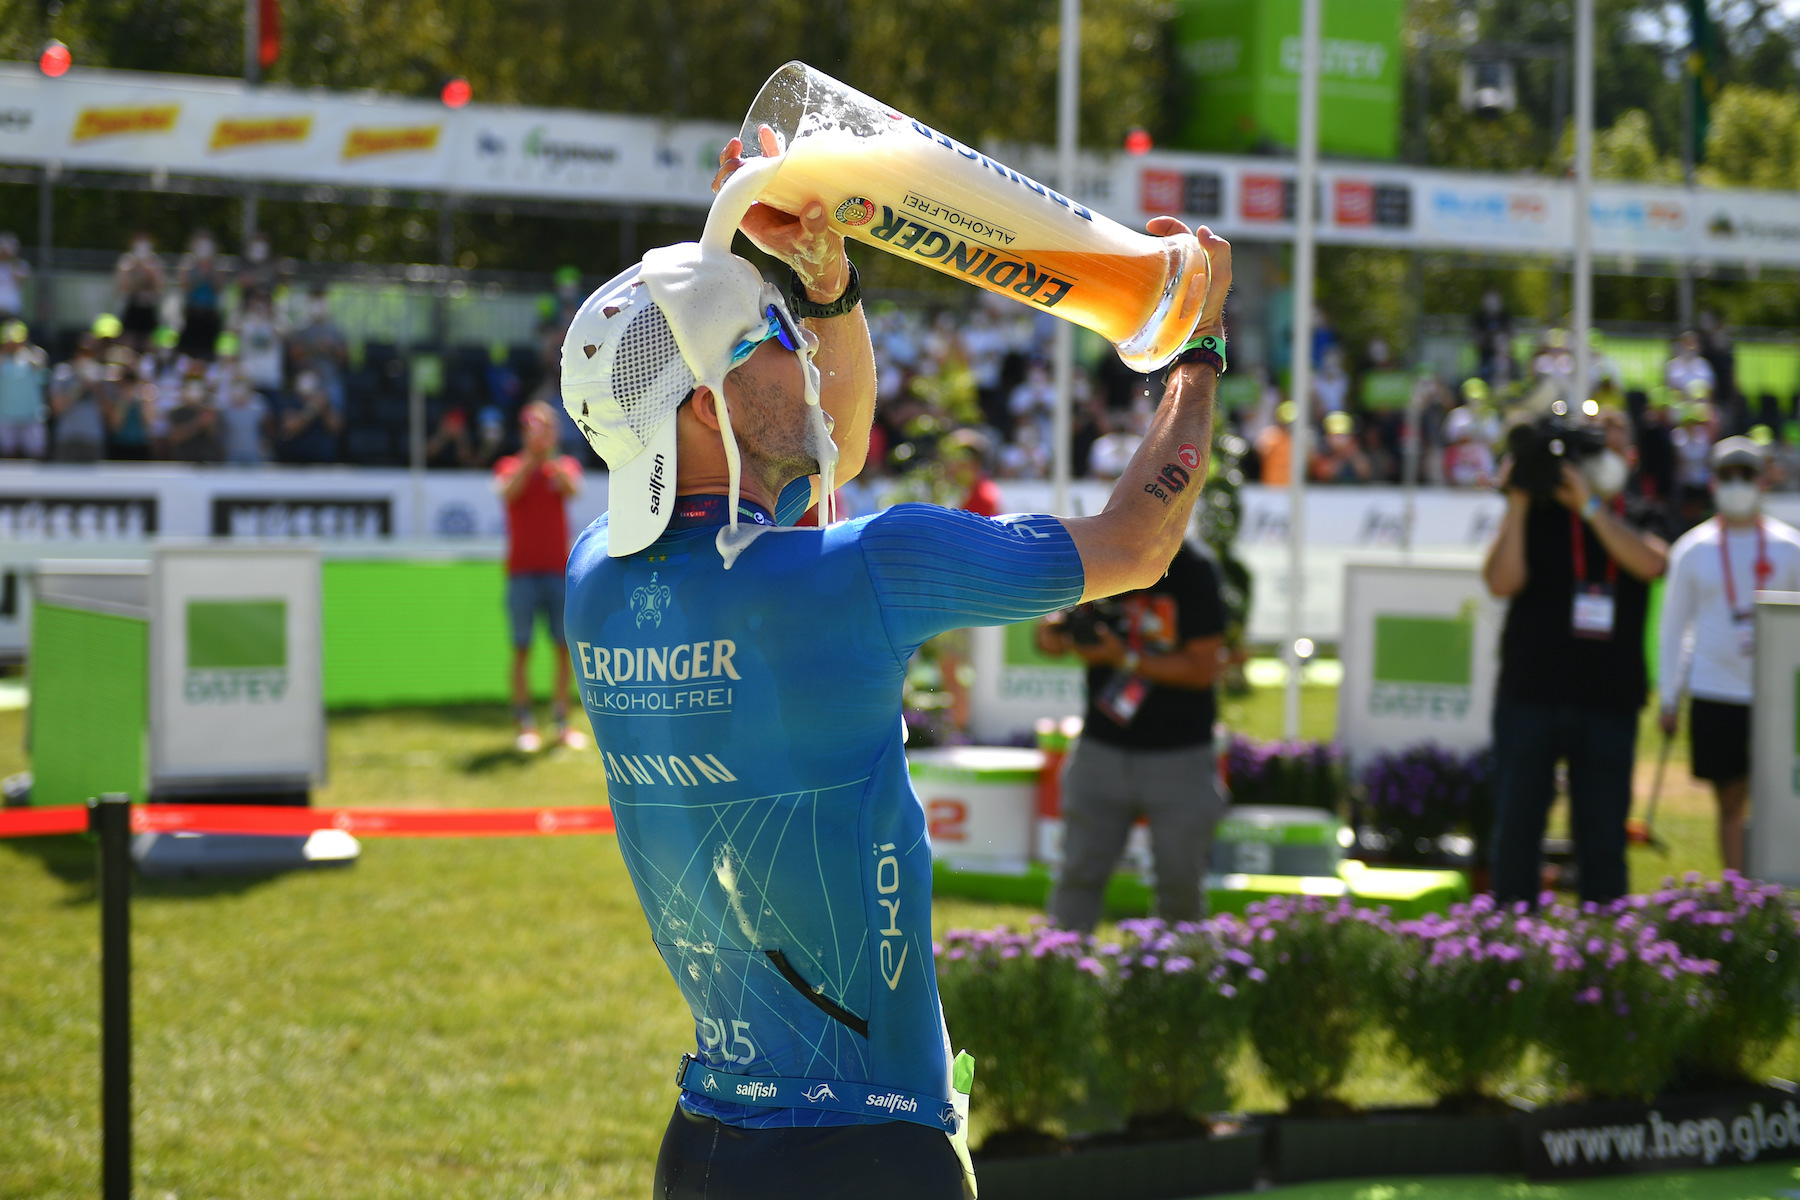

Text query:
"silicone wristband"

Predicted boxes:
[[1174, 333, 1226, 375], [786, 261, 862, 320]]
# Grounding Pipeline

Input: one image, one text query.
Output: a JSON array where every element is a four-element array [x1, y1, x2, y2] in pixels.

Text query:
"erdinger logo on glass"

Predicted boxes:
[[802, 1083, 838, 1103], [835, 197, 875, 227]]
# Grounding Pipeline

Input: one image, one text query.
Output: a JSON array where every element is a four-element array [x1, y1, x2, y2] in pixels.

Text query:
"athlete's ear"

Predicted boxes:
[[687, 385, 722, 433]]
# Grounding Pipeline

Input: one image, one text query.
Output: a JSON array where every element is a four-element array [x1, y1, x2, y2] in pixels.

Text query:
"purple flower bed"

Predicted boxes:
[[1642, 871, 1800, 1086], [1093, 918, 1258, 1124], [1223, 734, 1344, 810], [935, 883, 1800, 1142], [1358, 744, 1494, 864]]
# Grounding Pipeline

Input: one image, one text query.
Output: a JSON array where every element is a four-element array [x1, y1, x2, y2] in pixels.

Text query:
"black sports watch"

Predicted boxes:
[[786, 261, 862, 320]]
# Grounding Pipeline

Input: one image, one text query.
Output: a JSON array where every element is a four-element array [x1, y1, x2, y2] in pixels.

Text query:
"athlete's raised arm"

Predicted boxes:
[[713, 131, 876, 505], [1061, 220, 1232, 602]]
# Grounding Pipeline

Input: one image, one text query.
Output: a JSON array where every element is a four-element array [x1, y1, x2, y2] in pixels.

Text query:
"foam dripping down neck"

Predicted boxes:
[[640, 152, 841, 566]]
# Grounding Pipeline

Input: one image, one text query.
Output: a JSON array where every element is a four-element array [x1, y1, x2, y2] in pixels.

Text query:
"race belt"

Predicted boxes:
[[675, 1054, 962, 1135]]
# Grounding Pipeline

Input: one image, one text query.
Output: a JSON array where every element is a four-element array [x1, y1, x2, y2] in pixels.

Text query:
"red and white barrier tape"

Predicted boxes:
[[0, 804, 614, 840]]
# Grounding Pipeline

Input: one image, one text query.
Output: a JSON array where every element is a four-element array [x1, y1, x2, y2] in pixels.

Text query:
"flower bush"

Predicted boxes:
[[1092, 918, 1256, 1125], [934, 881, 1797, 1141], [1223, 735, 1343, 810], [1530, 896, 1719, 1100], [1233, 896, 1392, 1108], [1383, 896, 1546, 1100], [935, 925, 1104, 1135], [1645, 872, 1800, 1085], [1358, 745, 1494, 864]]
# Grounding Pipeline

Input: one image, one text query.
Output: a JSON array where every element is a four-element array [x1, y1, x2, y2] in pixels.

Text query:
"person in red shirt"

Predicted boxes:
[[494, 400, 586, 752]]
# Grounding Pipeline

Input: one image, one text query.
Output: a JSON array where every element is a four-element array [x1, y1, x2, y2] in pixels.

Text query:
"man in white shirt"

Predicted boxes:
[[1658, 437, 1800, 872], [1665, 331, 1716, 400]]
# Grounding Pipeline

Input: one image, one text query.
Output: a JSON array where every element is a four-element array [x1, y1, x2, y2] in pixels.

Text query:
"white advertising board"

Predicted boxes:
[[1336, 556, 1504, 766], [1005, 143, 1800, 266], [0, 461, 610, 544], [1750, 593, 1800, 888], [6, 64, 1800, 260], [0, 64, 733, 206], [148, 544, 325, 793], [967, 621, 1084, 746]]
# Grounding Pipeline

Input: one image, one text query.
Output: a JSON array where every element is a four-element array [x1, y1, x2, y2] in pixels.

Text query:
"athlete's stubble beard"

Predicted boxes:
[[724, 368, 820, 502]]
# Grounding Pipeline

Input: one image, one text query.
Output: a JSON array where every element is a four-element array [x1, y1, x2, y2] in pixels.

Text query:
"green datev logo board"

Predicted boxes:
[[185, 599, 288, 704], [1370, 604, 1474, 720], [999, 621, 1082, 704]]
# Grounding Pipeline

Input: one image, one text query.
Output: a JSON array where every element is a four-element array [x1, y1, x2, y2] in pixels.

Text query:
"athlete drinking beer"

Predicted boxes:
[[560, 130, 1231, 1199]]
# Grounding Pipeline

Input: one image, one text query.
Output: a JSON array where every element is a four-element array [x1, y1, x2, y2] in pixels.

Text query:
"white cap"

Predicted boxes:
[[562, 245, 778, 556]]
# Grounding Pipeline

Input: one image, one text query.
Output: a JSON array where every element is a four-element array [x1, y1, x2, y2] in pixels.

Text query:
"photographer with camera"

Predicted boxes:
[[1036, 540, 1228, 932], [1484, 409, 1668, 904]]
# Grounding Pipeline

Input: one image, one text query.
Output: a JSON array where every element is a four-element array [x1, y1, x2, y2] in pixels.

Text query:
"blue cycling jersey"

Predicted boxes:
[[564, 494, 1083, 1128]]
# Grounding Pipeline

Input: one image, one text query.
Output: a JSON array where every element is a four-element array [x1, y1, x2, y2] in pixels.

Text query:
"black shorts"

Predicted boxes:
[[1689, 697, 1751, 784], [121, 301, 159, 337], [655, 1104, 963, 1200]]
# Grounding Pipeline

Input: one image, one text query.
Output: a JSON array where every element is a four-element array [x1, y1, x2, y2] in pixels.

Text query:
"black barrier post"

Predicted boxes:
[[92, 793, 131, 1200]]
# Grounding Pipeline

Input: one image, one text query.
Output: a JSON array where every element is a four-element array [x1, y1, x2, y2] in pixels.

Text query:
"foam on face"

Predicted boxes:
[[639, 152, 840, 566]]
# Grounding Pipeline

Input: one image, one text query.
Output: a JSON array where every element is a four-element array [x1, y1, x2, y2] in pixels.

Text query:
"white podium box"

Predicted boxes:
[[1750, 592, 1800, 887]]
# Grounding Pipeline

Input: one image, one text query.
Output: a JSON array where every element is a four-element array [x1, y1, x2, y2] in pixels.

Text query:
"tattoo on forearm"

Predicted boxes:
[[1143, 462, 1191, 505]]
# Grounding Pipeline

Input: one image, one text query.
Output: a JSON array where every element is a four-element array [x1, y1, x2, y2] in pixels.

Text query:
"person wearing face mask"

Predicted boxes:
[[1656, 438, 1800, 873], [176, 231, 224, 361], [288, 286, 348, 413], [113, 232, 166, 352], [1483, 410, 1669, 904]]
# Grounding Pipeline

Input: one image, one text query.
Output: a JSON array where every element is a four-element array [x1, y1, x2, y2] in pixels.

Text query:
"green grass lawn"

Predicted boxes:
[[0, 687, 1788, 1198]]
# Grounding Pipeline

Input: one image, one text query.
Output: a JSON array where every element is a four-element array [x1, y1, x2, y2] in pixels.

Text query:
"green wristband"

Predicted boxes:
[[1174, 333, 1225, 374]]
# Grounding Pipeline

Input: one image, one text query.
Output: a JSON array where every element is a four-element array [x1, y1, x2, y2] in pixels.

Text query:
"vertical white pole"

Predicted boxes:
[[1284, 0, 1322, 740], [1052, 0, 1080, 516], [1573, 0, 1594, 400]]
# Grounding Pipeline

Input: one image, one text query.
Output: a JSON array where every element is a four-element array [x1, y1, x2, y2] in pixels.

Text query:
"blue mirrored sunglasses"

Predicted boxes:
[[729, 303, 803, 367]]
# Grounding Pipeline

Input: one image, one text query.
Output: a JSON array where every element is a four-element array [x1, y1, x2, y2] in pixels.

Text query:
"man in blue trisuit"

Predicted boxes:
[[559, 131, 1233, 1199]]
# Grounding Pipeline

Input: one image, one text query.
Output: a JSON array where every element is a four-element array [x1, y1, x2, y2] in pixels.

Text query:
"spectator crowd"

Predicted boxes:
[[0, 227, 1787, 533]]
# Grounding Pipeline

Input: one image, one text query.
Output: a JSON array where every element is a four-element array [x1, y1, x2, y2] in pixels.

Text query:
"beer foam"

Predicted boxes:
[[640, 153, 840, 566]]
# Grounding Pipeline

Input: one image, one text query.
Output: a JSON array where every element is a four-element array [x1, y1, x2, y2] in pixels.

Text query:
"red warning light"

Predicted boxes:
[[39, 40, 72, 79], [440, 76, 472, 109], [1124, 128, 1153, 156]]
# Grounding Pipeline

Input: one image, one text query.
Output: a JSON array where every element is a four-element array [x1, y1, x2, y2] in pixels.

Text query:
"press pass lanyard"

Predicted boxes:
[[1570, 505, 1620, 640], [1718, 516, 1770, 655]]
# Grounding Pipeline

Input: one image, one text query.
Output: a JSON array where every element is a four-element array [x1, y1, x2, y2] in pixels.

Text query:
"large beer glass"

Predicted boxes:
[[738, 62, 1209, 372]]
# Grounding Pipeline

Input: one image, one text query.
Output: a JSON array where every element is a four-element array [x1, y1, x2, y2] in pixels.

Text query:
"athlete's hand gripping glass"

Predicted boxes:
[[737, 61, 1210, 372]]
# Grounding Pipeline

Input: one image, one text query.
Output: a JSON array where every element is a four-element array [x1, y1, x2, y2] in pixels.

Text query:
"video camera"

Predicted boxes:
[[1063, 599, 1129, 647], [1505, 415, 1607, 499]]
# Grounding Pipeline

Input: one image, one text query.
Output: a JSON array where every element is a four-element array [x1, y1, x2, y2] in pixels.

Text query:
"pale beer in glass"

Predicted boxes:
[[738, 62, 1209, 372]]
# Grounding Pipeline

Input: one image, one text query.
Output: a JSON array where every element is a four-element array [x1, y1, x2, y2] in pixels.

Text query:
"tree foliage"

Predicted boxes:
[[1699, 84, 1800, 190]]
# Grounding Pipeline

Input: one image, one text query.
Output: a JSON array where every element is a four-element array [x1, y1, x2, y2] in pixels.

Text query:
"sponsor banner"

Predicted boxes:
[[1519, 1089, 1800, 1180], [1336, 557, 1504, 765], [6, 65, 1800, 255], [1005, 141, 1800, 265], [0, 64, 731, 203], [148, 545, 325, 790], [0, 462, 609, 544], [448, 106, 727, 207]]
